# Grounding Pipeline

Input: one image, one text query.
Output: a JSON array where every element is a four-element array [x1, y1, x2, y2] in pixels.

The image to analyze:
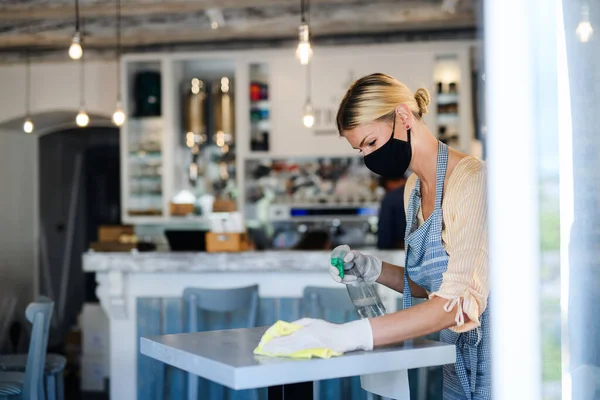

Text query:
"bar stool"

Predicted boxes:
[[0, 297, 54, 400], [183, 285, 259, 400]]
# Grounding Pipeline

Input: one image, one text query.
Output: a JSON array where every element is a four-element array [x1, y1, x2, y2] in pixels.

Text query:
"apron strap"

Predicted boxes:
[[456, 328, 482, 397], [402, 267, 412, 309], [403, 182, 422, 310], [434, 141, 449, 210]]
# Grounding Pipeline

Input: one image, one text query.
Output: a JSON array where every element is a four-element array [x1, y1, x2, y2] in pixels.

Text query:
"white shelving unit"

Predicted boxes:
[[119, 42, 477, 224], [432, 49, 475, 155]]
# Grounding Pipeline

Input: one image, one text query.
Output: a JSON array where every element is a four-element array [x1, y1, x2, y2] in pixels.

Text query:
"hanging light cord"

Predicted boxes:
[[25, 49, 31, 116], [303, 0, 311, 104], [25, 5, 32, 117], [80, 59, 85, 108], [75, 0, 80, 32], [300, 0, 305, 24], [306, 62, 311, 104], [116, 0, 122, 102], [80, 21, 85, 109]]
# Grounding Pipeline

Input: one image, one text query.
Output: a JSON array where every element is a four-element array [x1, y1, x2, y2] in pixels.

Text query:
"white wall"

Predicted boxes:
[[267, 44, 437, 157], [0, 60, 116, 324], [0, 130, 38, 319], [0, 61, 117, 124]]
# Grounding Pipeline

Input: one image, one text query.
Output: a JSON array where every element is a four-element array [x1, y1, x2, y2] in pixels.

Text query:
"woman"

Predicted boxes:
[[262, 73, 490, 399]]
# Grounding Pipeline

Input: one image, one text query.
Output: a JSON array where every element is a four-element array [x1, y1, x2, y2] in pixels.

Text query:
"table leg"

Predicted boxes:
[[268, 381, 313, 400]]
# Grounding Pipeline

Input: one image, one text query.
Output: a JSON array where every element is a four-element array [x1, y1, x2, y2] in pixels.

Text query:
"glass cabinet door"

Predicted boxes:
[[123, 60, 165, 219], [249, 63, 271, 152], [168, 59, 238, 218]]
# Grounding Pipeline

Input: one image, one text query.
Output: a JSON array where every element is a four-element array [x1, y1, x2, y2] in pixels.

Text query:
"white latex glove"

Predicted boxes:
[[260, 318, 373, 354], [329, 245, 382, 284]]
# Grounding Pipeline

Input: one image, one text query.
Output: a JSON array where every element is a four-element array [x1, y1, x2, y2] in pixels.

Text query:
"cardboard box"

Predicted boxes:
[[98, 225, 134, 243], [206, 232, 251, 253], [170, 202, 195, 216], [89, 242, 136, 252], [212, 199, 237, 212]]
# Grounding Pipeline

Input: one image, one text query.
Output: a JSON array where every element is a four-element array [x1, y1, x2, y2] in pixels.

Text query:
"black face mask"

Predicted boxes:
[[363, 117, 412, 178]]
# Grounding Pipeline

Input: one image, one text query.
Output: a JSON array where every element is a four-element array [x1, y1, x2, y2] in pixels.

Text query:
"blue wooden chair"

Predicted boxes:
[[303, 286, 357, 322], [0, 354, 66, 400], [0, 297, 54, 400], [394, 297, 442, 400], [183, 285, 259, 400], [302, 286, 378, 400]]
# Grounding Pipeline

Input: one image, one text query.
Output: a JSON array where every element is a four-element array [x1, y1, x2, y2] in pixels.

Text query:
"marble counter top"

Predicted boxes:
[[83, 249, 405, 273]]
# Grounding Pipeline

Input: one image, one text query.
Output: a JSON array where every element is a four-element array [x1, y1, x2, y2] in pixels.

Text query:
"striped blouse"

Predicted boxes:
[[404, 156, 489, 333]]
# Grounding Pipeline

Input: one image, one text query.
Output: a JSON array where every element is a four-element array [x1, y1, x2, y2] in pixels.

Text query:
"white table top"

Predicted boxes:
[[140, 326, 456, 390]]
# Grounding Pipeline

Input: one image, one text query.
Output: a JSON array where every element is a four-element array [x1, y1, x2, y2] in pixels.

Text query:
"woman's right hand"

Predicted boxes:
[[329, 245, 383, 284]]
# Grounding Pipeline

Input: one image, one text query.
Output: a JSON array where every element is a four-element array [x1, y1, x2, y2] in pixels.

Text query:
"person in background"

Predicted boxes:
[[377, 174, 408, 250], [262, 73, 490, 399]]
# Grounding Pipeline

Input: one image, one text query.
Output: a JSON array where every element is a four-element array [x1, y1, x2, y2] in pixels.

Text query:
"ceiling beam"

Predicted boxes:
[[0, 27, 477, 64], [0, 7, 473, 49], [0, 0, 442, 21]]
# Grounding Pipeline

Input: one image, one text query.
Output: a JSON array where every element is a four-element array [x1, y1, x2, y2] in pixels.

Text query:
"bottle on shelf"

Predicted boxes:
[[133, 71, 162, 118]]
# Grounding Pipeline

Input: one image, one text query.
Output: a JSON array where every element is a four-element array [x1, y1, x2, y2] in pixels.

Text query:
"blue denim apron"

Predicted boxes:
[[402, 141, 491, 399]]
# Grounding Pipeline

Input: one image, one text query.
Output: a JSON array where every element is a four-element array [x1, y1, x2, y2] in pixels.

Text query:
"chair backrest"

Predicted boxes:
[[23, 296, 54, 400], [182, 286, 259, 332], [302, 286, 357, 322]]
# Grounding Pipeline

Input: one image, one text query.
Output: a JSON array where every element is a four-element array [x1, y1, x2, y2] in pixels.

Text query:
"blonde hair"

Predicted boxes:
[[336, 73, 430, 134]]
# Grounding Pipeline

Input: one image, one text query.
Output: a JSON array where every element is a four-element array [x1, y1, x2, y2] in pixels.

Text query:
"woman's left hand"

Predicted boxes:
[[261, 318, 374, 355]]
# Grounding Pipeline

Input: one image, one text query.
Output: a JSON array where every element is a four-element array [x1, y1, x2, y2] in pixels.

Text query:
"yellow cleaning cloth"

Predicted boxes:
[[253, 320, 343, 359]]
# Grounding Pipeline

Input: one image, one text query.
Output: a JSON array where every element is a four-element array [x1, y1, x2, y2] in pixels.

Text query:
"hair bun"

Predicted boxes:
[[414, 88, 431, 116]]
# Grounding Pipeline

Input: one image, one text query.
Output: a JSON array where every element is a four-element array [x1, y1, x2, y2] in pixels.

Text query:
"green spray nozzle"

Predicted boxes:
[[330, 245, 350, 280], [331, 257, 345, 279]]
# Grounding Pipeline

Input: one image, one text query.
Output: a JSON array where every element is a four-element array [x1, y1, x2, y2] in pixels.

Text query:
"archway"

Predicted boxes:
[[0, 110, 119, 355]]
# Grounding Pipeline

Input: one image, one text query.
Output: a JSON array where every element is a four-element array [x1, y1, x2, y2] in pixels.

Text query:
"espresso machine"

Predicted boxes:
[[268, 203, 380, 250]]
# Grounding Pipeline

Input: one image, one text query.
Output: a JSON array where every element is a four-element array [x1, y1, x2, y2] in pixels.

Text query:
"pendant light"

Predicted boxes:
[[76, 42, 89, 128], [441, 0, 458, 14], [296, 0, 313, 65], [302, 63, 314, 128], [23, 50, 34, 134], [302, 102, 315, 128], [69, 0, 83, 60], [112, 0, 126, 126], [576, 3, 594, 43], [206, 8, 225, 30]]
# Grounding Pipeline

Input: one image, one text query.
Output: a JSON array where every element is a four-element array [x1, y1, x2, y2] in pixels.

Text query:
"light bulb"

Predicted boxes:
[[23, 118, 34, 134], [69, 32, 83, 60], [76, 110, 90, 127], [577, 21, 594, 42], [577, 4, 594, 43], [112, 105, 126, 126], [296, 24, 313, 65], [303, 102, 314, 128]]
